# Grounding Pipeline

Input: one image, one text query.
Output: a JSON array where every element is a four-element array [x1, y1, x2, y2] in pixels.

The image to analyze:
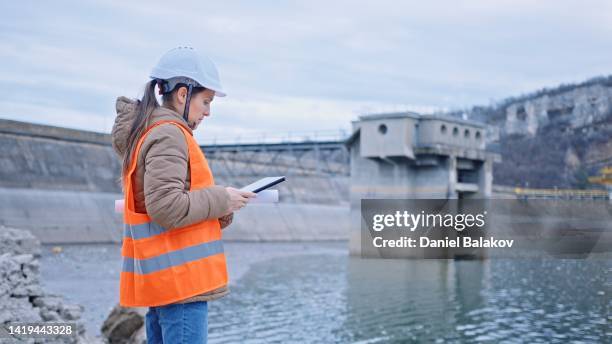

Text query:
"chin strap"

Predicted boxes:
[[183, 84, 193, 125]]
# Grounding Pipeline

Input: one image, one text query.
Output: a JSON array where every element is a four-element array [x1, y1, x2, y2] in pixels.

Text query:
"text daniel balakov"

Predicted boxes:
[[372, 236, 514, 248]]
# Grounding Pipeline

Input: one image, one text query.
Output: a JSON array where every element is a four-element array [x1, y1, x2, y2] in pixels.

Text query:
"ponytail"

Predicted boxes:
[[121, 80, 159, 178]]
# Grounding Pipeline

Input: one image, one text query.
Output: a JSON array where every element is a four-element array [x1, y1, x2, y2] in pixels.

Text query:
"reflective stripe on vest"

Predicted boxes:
[[119, 120, 228, 307], [122, 240, 224, 274], [123, 222, 167, 240]]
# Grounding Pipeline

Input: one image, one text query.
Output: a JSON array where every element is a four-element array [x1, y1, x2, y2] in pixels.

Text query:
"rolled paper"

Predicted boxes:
[[249, 189, 279, 204], [115, 199, 124, 214]]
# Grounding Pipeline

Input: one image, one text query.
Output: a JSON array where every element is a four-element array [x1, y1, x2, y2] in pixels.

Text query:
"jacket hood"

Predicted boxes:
[[111, 96, 192, 157]]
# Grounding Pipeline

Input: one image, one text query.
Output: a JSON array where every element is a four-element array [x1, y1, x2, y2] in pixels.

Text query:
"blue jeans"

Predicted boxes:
[[145, 301, 208, 344]]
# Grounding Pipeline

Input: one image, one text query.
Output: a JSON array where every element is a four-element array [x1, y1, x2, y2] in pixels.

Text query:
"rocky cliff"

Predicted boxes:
[[447, 76, 612, 188]]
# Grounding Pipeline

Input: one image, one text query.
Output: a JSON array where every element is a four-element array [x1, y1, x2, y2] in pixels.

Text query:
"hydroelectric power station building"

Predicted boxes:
[[346, 112, 500, 256]]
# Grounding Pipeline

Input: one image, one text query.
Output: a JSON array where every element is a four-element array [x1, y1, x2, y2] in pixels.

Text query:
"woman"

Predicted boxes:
[[111, 46, 255, 343]]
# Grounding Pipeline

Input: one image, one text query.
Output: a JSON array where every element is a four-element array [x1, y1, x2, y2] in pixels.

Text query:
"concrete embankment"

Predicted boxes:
[[0, 119, 350, 243], [223, 203, 349, 241], [0, 186, 349, 243], [0, 188, 123, 243]]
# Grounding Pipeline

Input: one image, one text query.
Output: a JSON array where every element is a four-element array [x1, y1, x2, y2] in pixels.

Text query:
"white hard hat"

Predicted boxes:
[[150, 46, 226, 97]]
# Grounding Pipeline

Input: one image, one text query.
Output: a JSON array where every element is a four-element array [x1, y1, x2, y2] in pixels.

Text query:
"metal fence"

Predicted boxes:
[[200, 129, 350, 146]]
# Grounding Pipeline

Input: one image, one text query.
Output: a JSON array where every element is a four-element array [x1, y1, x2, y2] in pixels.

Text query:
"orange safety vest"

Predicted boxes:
[[119, 120, 228, 307]]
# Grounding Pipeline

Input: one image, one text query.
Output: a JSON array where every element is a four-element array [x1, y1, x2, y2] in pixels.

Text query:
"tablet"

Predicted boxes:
[[240, 176, 286, 193]]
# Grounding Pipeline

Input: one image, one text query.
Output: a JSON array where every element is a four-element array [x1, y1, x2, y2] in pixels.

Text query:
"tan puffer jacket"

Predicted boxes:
[[111, 96, 232, 304]]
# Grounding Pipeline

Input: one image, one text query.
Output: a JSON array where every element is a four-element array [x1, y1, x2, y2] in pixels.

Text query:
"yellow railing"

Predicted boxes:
[[513, 187, 609, 199], [588, 166, 612, 185]]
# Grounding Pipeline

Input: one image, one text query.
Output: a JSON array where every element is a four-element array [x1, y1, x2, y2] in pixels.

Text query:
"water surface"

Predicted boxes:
[[41, 243, 611, 343]]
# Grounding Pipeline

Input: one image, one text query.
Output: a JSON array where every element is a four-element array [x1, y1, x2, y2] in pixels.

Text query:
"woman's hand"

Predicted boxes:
[[225, 187, 256, 213]]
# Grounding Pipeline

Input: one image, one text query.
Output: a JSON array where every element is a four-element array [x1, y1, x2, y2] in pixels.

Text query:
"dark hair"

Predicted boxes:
[[121, 80, 158, 178], [120, 81, 206, 179]]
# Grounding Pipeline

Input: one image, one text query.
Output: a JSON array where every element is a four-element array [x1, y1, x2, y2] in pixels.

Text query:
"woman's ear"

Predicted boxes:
[[175, 86, 187, 106]]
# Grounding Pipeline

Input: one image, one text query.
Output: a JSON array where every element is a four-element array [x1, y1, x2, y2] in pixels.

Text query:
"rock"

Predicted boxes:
[[0, 226, 41, 257], [0, 253, 19, 278], [60, 304, 83, 321], [11, 285, 30, 297], [0, 283, 9, 300], [0, 228, 89, 343], [32, 296, 63, 311], [101, 305, 146, 344], [12, 254, 35, 265], [0, 296, 42, 323], [129, 325, 147, 344], [41, 308, 61, 321], [24, 283, 44, 297]]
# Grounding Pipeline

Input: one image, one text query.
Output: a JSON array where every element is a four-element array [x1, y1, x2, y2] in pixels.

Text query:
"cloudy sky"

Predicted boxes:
[[2, 0, 612, 142]]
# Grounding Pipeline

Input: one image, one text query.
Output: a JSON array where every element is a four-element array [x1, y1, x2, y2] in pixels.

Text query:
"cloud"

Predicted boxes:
[[190, 94, 440, 143], [0, 100, 114, 132], [1, 0, 612, 137]]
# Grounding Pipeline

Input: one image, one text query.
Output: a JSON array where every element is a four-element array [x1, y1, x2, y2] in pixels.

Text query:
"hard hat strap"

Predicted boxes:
[[183, 84, 193, 123]]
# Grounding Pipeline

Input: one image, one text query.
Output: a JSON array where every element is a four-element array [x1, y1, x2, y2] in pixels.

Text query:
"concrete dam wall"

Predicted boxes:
[[0, 119, 349, 243]]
